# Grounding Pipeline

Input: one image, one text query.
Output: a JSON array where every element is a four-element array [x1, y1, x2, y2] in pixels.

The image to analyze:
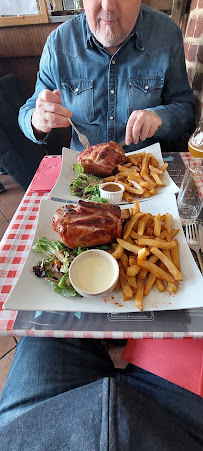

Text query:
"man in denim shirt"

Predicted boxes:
[[19, 0, 194, 153]]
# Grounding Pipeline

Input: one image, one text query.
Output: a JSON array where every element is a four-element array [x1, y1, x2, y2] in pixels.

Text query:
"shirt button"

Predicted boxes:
[[110, 89, 115, 94], [109, 116, 114, 120], [144, 85, 149, 90], [112, 60, 116, 64], [75, 88, 79, 93]]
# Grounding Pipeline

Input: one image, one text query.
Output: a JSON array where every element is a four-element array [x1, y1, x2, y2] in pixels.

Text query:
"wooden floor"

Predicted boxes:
[[0, 173, 24, 394]]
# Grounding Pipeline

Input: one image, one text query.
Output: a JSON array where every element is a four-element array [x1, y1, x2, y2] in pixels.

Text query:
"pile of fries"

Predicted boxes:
[[103, 152, 168, 202], [110, 201, 183, 311]]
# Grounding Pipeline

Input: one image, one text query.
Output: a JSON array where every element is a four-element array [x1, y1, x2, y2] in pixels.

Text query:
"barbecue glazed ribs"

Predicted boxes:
[[52, 200, 122, 249], [77, 141, 126, 177]]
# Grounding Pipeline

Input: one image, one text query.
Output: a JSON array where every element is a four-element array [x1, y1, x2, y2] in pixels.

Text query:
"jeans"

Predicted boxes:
[[0, 338, 202, 445]]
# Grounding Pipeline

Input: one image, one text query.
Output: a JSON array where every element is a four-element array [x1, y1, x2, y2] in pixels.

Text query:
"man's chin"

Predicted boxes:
[[94, 25, 124, 49]]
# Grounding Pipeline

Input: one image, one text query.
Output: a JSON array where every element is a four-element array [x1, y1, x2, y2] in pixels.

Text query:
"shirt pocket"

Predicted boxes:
[[128, 76, 164, 116], [61, 79, 94, 123]]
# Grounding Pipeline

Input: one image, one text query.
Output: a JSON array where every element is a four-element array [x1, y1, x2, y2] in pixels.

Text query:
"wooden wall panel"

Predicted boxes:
[[142, 0, 187, 24], [0, 23, 58, 58], [142, 0, 172, 10]]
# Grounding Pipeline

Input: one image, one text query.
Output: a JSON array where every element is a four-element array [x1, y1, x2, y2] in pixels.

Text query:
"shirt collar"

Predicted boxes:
[[85, 6, 144, 52], [133, 6, 144, 51]]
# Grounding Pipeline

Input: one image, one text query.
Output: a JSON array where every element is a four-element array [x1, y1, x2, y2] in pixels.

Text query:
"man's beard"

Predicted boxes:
[[94, 24, 125, 48]]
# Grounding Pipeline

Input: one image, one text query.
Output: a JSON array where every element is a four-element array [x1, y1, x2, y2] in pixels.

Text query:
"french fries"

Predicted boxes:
[[154, 214, 162, 236], [110, 201, 183, 311], [136, 260, 175, 283], [118, 261, 133, 301], [150, 247, 183, 281], [103, 152, 168, 201], [135, 279, 145, 311], [123, 212, 144, 240], [144, 273, 156, 296], [136, 238, 177, 249], [111, 243, 124, 260], [171, 239, 180, 270], [117, 238, 145, 255]]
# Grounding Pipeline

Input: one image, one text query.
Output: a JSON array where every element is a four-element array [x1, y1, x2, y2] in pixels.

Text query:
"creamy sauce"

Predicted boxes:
[[102, 183, 121, 192], [75, 256, 116, 293]]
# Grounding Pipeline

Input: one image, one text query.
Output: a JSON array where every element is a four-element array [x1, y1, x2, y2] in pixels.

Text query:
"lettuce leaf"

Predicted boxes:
[[70, 164, 107, 202], [49, 281, 80, 298], [32, 236, 68, 263], [73, 162, 84, 175]]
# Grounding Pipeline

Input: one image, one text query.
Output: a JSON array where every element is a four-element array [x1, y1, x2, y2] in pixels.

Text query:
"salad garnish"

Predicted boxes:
[[70, 163, 107, 203], [32, 236, 109, 298]]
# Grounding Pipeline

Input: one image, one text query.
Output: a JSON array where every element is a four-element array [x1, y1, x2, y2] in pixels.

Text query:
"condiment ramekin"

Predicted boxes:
[[99, 182, 125, 204], [69, 249, 119, 298]]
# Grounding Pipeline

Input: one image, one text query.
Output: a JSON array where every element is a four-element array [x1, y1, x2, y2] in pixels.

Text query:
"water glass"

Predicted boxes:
[[177, 159, 203, 221]]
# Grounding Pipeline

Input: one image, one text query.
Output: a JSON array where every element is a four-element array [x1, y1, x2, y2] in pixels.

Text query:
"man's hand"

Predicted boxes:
[[125, 110, 162, 145], [31, 89, 72, 135]]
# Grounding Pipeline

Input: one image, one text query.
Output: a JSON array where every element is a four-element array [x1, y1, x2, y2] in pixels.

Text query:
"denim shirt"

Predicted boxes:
[[19, 5, 194, 152]]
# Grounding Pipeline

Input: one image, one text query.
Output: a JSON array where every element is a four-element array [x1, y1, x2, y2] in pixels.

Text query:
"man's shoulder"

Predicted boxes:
[[47, 13, 87, 54], [141, 4, 181, 34], [50, 12, 86, 37], [140, 4, 182, 51]]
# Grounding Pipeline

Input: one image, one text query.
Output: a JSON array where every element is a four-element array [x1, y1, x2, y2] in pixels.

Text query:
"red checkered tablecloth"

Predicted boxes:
[[0, 154, 57, 333], [0, 191, 49, 332], [0, 153, 202, 338]]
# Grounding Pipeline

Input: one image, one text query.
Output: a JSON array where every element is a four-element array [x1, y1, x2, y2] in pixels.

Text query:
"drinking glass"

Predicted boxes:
[[177, 159, 203, 221]]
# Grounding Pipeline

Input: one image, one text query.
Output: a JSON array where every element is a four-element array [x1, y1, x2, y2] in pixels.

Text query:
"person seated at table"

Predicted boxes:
[[18, 0, 195, 154], [0, 337, 202, 449]]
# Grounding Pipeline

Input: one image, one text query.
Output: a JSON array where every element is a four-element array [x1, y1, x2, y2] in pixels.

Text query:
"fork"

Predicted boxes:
[[118, 141, 126, 147], [68, 118, 90, 149], [185, 222, 203, 273]]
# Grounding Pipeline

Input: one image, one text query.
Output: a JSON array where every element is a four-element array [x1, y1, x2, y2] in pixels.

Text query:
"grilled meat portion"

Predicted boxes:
[[77, 141, 126, 177], [52, 200, 122, 249]]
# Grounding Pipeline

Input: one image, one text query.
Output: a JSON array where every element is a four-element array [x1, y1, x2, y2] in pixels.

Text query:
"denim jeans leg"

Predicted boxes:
[[118, 364, 203, 442], [0, 337, 115, 428]]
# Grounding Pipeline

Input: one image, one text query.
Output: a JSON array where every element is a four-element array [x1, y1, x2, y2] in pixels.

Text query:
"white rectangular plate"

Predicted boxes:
[[3, 195, 203, 313], [49, 142, 179, 204]]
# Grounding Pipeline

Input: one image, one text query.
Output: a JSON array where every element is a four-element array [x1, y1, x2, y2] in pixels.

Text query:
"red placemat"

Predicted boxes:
[[29, 156, 62, 193], [122, 338, 203, 396]]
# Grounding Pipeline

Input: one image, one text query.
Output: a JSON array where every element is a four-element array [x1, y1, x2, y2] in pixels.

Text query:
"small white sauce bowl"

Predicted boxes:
[[69, 249, 119, 298], [99, 182, 125, 204]]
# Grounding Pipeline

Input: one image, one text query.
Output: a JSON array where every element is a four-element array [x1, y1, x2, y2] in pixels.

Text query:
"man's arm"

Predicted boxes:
[[125, 110, 162, 145], [125, 28, 195, 146], [31, 89, 72, 136], [18, 36, 71, 144], [147, 28, 195, 137]]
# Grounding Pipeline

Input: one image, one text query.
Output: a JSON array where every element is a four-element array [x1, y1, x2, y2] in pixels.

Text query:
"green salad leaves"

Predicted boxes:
[[70, 163, 107, 203], [32, 236, 109, 299]]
